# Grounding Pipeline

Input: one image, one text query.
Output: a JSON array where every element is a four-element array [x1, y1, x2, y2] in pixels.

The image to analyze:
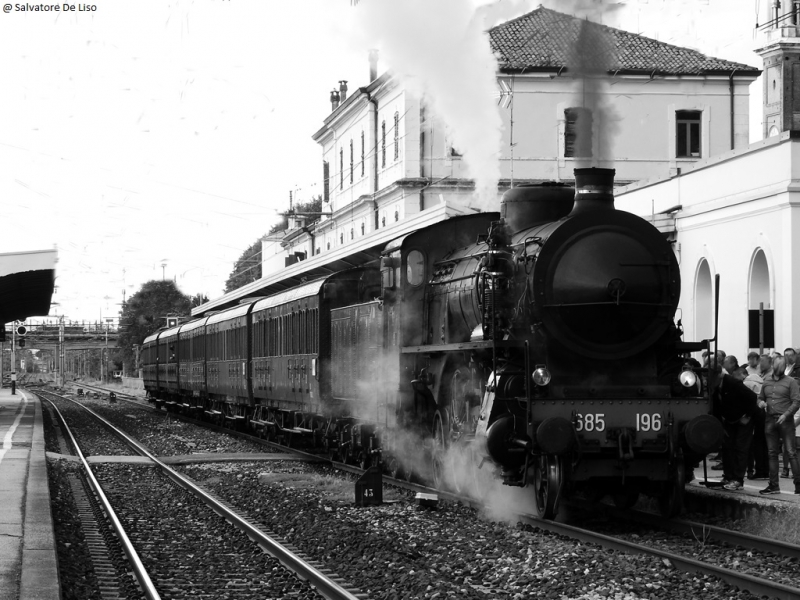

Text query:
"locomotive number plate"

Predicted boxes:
[[635, 413, 662, 432], [575, 414, 605, 432]]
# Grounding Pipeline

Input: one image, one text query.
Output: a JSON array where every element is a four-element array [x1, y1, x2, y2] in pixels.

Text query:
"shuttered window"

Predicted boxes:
[[564, 107, 592, 158]]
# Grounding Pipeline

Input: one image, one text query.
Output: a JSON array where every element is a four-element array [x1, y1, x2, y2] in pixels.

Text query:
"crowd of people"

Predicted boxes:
[[704, 348, 800, 495]]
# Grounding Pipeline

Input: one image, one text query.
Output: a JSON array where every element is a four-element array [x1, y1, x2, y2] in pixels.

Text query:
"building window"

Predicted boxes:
[[361, 222, 365, 235], [393, 111, 399, 161], [323, 161, 329, 204], [564, 107, 592, 158], [381, 120, 386, 168], [676, 110, 701, 158], [340, 233, 343, 244], [350, 228, 354, 239], [381, 215, 386, 227], [360, 131, 365, 177], [394, 209, 399, 222], [339, 148, 343, 189], [349, 140, 354, 184]]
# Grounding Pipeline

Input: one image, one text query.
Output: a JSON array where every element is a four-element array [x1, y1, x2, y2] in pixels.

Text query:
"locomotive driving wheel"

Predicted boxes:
[[431, 413, 448, 490], [534, 455, 563, 519]]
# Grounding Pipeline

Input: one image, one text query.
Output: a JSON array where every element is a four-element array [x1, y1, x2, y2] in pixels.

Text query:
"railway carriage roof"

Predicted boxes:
[[206, 302, 252, 325], [142, 332, 159, 344], [158, 324, 181, 340], [179, 316, 209, 333], [252, 278, 326, 313]]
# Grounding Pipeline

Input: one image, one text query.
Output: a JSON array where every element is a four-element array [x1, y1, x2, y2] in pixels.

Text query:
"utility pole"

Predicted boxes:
[[59, 317, 64, 387], [11, 323, 16, 395]]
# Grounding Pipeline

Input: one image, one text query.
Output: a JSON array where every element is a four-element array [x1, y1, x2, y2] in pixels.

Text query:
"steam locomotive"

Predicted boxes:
[[141, 168, 721, 518]]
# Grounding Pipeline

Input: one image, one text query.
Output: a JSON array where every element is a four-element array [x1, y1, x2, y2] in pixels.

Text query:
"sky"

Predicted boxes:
[[0, 0, 769, 323]]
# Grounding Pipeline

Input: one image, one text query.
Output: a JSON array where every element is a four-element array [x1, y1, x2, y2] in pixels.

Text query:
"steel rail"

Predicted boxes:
[[568, 498, 800, 561], [514, 513, 800, 600], [40, 394, 162, 600], [66, 384, 800, 598], [47, 391, 366, 600]]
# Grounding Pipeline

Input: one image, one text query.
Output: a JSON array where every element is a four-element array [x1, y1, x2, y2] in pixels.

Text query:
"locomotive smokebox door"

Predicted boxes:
[[355, 466, 383, 506]]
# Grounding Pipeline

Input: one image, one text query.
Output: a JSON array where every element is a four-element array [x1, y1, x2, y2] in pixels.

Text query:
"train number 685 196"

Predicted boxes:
[[636, 413, 662, 431]]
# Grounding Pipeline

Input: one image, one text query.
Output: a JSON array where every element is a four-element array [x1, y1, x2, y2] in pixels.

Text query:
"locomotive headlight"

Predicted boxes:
[[679, 369, 697, 388], [532, 365, 551, 386]]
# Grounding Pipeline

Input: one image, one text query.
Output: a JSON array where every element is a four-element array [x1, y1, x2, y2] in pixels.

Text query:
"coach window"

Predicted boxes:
[[676, 110, 701, 158], [406, 250, 425, 286]]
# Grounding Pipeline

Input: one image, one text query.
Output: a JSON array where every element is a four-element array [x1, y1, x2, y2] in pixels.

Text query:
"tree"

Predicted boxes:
[[224, 195, 323, 293], [224, 240, 262, 293], [117, 280, 192, 375], [190, 293, 209, 308]]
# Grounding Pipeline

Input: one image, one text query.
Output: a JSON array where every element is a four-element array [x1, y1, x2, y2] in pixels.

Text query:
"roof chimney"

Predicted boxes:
[[339, 80, 348, 103], [368, 49, 378, 82], [330, 89, 340, 112]]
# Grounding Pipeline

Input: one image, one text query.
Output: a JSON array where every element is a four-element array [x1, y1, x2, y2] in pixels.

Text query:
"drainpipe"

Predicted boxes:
[[729, 69, 738, 150]]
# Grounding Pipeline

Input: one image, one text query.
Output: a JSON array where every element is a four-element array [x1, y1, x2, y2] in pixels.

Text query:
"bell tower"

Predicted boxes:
[[756, 1, 800, 137]]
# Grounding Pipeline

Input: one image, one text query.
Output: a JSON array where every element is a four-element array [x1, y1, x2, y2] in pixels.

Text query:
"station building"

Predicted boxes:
[[195, 6, 759, 316], [616, 7, 800, 356]]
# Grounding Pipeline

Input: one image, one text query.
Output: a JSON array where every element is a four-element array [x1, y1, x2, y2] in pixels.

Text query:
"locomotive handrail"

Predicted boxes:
[[542, 300, 675, 308], [400, 340, 526, 353]]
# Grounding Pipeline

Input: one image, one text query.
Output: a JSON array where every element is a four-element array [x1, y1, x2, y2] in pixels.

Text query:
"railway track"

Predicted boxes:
[[49, 384, 800, 599], [38, 389, 369, 600]]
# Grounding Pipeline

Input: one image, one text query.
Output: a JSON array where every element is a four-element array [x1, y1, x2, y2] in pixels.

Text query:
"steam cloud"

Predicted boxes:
[[347, 0, 503, 209], [565, 0, 623, 167]]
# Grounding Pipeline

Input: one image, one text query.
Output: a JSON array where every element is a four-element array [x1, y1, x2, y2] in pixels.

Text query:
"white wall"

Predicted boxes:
[[616, 133, 800, 356]]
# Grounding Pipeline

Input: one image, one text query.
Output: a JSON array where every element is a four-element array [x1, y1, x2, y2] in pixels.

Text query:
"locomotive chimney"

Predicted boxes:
[[570, 167, 616, 214]]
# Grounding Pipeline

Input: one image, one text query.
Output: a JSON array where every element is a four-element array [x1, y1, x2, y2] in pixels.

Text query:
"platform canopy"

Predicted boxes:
[[0, 249, 57, 324]]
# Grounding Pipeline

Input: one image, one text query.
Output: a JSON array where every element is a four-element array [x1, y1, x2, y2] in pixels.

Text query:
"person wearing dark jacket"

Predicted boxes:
[[712, 366, 759, 491]]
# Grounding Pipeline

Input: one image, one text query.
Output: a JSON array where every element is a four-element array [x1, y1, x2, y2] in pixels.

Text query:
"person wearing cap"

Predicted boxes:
[[757, 356, 800, 495]]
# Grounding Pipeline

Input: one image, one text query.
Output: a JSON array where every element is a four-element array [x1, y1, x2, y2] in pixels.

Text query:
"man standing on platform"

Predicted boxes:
[[712, 364, 759, 491], [758, 357, 800, 495]]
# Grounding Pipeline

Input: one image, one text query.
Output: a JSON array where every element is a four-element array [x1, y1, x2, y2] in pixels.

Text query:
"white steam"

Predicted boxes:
[[347, 0, 503, 209]]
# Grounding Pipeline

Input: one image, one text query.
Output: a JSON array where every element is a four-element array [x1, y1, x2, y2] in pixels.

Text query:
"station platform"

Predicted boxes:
[[0, 387, 59, 600], [690, 462, 800, 501]]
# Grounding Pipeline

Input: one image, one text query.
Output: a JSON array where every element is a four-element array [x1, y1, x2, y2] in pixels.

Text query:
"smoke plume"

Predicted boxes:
[[348, 0, 503, 209], [565, 0, 622, 167]]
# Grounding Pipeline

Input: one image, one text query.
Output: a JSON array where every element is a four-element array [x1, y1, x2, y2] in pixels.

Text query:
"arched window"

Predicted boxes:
[[339, 148, 344, 190], [695, 259, 713, 342], [749, 249, 770, 309]]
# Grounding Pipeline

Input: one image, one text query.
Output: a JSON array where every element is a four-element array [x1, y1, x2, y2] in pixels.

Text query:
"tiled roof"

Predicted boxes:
[[489, 7, 760, 76]]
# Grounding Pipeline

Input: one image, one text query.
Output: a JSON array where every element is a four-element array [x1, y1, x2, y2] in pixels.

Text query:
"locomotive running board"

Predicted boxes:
[[401, 340, 525, 353]]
